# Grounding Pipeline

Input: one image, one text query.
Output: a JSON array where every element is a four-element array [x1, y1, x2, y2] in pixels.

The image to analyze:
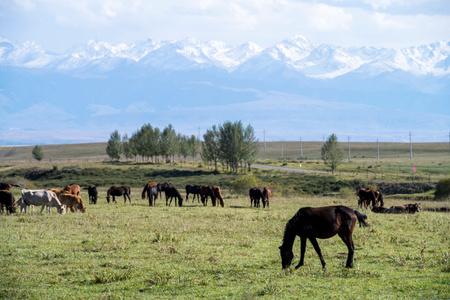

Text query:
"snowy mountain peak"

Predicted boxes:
[[0, 35, 449, 78]]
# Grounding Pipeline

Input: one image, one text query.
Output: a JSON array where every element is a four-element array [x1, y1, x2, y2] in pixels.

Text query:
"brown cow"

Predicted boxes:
[[58, 193, 87, 213], [63, 184, 81, 196], [388, 203, 421, 214]]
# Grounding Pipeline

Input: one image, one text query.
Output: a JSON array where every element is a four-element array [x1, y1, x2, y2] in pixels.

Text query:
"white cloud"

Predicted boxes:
[[372, 12, 413, 29], [124, 101, 156, 114], [87, 104, 121, 116]]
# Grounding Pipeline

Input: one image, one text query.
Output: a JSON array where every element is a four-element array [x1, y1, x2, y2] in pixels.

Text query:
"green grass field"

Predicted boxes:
[[1, 193, 448, 299], [0, 143, 449, 299]]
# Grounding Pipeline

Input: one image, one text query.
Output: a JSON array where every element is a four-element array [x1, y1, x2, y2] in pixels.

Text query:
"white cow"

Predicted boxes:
[[20, 189, 66, 214]]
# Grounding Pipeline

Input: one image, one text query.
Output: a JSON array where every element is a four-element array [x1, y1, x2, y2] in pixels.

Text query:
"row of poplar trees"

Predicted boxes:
[[106, 121, 259, 172]]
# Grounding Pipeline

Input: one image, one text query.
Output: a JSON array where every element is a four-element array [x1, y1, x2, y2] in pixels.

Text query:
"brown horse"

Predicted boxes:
[[249, 187, 263, 207], [63, 184, 81, 196], [279, 205, 369, 270], [212, 185, 224, 207], [146, 184, 158, 206], [358, 188, 384, 208], [142, 182, 158, 200], [106, 186, 131, 204], [0, 182, 19, 191], [200, 185, 216, 206], [262, 187, 271, 208], [0, 190, 16, 213], [388, 203, 421, 214]]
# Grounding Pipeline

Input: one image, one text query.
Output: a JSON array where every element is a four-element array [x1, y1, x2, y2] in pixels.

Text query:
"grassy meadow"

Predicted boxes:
[[0, 142, 449, 299]]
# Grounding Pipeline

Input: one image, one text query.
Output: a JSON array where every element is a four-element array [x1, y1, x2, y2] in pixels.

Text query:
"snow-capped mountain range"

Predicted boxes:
[[1, 35, 449, 78], [1, 35, 449, 145]]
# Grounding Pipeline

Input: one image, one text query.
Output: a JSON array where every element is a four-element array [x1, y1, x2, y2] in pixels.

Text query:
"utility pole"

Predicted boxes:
[[348, 136, 350, 162], [377, 139, 379, 161], [264, 129, 266, 152], [300, 136, 303, 159], [410, 132, 412, 160]]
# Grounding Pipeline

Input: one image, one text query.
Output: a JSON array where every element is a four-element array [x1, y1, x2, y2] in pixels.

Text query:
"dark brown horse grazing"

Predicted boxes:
[[357, 188, 384, 208], [106, 186, 131, 204], [165, 186, 183, 207], [185, 184, 201, 203], [200, 185, 216, 206], [279, 206, 368, 270], [84, 185, 98, 204], [262, 187, 271, 208], [147, 184, 158, 206], [249, 187, 263, 207], [0, 190, 16, 213], [142, 182, 158, 200], [157, 182, 172, 198]]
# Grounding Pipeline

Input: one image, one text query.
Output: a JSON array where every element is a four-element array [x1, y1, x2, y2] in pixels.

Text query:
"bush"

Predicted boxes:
[[435, 177, 450, 200], [230, 175, 261, 195]]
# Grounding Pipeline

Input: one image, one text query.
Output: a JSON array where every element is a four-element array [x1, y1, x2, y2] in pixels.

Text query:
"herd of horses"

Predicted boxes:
[[0, 181, 423, 270]]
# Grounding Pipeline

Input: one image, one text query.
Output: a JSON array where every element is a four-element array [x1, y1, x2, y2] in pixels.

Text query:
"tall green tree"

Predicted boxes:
[[188, 134, 200, 162], [106, 130, 122, 161], [32, 145, 44, 161], [178, 134, 190, 164], [202, 125, 220, 170], [321, 133, 344, 174], [242, 124, 259, 171], [160, 124, 177, 163]]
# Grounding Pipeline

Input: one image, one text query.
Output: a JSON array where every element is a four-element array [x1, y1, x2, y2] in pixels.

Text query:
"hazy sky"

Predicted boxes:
[[1, 0, 449, 51]]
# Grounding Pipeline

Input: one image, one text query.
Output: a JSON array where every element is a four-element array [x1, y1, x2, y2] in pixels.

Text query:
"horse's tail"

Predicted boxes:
[[378, 192, 384, 207], [354, 210, 369, 227]]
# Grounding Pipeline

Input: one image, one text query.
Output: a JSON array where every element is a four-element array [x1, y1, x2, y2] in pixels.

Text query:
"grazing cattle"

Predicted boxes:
[[185, 185, 201, 203], [63, 184, 81, 196], [263, 187, 272, 208], [165, 186, 183, 207], [0, 182, 19, 191], [146, 184, 158, 206], [58, 193, 87, 213], [157, 182, 172, 198], [388, 203, 421, 214], [249, 187, 263, 207], [20, 189, 66, 214], [0, 190, 16, 213], [106, 186, 131, 204], [142, 182, 158, 200], [212, 185, 224, 207], [200, 185, 216, 206], [85, 185, 98, 204], [279, 206, 369, 270]]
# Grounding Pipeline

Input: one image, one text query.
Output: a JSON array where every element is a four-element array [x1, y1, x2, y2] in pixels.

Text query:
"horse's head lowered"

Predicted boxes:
[[279, 245, 294, 269]]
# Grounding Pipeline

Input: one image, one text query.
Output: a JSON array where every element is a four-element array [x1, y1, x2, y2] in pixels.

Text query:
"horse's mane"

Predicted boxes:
[[281, 210, 302, 246]]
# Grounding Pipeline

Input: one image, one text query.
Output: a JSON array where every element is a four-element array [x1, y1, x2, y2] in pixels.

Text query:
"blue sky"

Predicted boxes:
[[0, 0, 449, 145], [1, 0, 449, 52]]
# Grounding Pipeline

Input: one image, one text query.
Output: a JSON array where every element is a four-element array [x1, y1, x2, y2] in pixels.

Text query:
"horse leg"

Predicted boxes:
[[338, 232, 354, 268], [308, 236, 326, 269], [295, 236, 307, 269]]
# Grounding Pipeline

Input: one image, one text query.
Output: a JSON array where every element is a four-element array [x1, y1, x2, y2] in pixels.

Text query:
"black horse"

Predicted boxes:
[[83, 185, 98, 204], [106, 186, 131, 204], [279, 205, 368, 270], [147, 184, 158, 206], [0, 190, 16, 213], [249, 187, 263, 207], [165, 186, 183, 207], [185, 184, 201, 203], [157, 182, 172, 198], [200, 185, 216, 206]]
